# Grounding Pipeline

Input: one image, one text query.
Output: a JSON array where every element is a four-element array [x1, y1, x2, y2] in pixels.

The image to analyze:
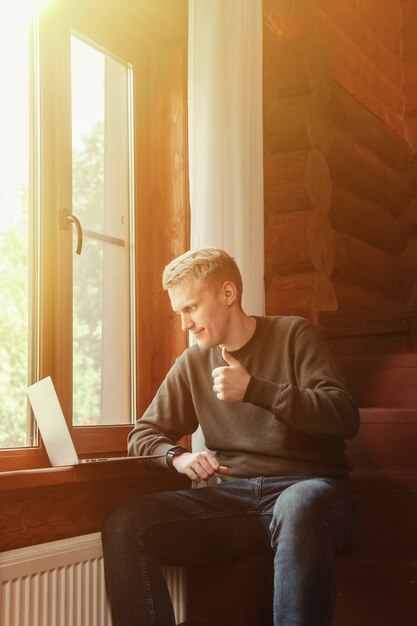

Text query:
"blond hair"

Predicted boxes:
[[162, 248, 243, 304]]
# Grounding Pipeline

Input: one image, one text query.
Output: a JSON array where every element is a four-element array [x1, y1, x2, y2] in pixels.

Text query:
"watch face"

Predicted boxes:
[[167, 447, 186, 469]]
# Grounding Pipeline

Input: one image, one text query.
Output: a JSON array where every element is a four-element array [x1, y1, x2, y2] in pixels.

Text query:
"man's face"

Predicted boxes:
[[168, 279, 232, 349]]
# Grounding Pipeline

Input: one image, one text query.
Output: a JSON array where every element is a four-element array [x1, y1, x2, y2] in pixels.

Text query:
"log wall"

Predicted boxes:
[[264, 0, 417, 324], [402, 0, 417, 151]]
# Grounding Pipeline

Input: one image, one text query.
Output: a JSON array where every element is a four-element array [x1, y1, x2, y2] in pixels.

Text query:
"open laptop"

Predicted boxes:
[[27, 376, 163, 466]]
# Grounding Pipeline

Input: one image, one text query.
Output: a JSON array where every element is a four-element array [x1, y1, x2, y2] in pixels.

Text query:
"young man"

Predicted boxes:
[[102, 248, 359, 626]]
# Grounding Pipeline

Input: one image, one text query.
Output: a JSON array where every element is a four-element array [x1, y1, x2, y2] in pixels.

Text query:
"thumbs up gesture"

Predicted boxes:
[[211, 347, 251, 402]]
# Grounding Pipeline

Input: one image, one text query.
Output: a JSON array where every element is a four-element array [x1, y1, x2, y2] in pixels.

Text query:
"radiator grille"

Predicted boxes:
[[0, 533, 186, 626]]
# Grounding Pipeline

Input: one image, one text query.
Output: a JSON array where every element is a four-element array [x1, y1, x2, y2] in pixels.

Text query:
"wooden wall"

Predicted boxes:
[[136, 38, 189, 415], [264, 0, 417, 325], [402, 0, 417, 151]]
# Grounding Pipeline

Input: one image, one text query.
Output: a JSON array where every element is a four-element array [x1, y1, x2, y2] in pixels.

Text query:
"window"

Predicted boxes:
[[0, 0, 189, 472], [71, 35, 135, 427], [0, 6, 38, 450], [0, 2, 137, 467]]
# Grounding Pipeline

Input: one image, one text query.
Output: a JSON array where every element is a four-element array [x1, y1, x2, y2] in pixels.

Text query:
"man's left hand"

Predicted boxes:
[[212, 347, 251, 402]]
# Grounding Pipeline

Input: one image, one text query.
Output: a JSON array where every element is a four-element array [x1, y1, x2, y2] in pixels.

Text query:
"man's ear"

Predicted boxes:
[[222, 281, 238, 306]]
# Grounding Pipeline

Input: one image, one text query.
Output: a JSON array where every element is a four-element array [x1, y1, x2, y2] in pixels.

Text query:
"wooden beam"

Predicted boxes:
[[344, 0, 402, 56], [263, 0, 305, 40], [401, 26, 417, 59], [264, 81, 411, 171], [264, 92, 332, 154], [264, 0, 404, 135], [332, 231, 414, 302], [263, 32, 331, 98], [266, 272, 338, 326], [266, 210, 335, 276], [404, 112, 417, 149], [329, 185, 413, 256], [327, 129, 415, 215], [288, 0, 403, 109], [401, 235, 417, 281], [402, 86, 417, 116], [310, 0, 402, 87], [137, 42, 189, 414], [323, 281, 414, 325], [289, 0, 401, 88], [405, 151, 417, 189], [402, 59, 417, 90], [401, 0, 417, 29], [264, 149, 332, 214], [264, 94, 312, 154], [404, 198, 417, 227], [326, 82, 411, 171]]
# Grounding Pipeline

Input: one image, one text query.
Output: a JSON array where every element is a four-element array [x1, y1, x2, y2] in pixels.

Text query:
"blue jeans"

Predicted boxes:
[[101, 476, 356, 626]]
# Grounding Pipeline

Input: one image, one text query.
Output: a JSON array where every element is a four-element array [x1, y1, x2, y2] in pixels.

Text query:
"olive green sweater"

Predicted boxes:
[[128, 316, 360, 479]]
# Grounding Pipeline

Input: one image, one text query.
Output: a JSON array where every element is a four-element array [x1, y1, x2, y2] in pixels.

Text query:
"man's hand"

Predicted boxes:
[[172, 450, 229, 483], [211, 347, 251, 402]]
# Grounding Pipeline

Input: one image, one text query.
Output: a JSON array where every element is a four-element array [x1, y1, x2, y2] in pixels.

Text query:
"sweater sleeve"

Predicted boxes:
[[243, 320, 360, 440], [127, 355, 199, 461]]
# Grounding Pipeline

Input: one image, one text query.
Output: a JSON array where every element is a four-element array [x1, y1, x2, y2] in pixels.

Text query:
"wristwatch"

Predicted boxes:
[[166, 446, 188, 470]]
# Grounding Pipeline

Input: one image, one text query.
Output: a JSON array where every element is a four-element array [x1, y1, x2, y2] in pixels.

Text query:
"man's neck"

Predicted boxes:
[[222, 312, 257, 352]]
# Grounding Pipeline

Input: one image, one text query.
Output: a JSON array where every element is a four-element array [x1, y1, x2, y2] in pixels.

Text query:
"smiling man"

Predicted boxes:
[[102, 247, 360, 626]]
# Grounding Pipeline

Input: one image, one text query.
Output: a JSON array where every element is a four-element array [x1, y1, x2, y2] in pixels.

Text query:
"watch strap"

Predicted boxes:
[[166, 446, 188, 470]]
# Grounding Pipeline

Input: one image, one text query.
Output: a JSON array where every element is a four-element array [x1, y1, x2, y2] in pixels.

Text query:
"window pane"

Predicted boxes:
[[0, 17, 37, 448], [71, 35, 134, 426]]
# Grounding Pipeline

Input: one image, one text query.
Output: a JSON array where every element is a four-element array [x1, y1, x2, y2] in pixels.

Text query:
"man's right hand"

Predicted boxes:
[[172, 450, 229, 483]]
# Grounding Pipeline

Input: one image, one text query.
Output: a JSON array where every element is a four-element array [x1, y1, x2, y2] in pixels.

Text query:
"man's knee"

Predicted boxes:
[[269, 479, 335, 546], [102, 492, 168, 545]]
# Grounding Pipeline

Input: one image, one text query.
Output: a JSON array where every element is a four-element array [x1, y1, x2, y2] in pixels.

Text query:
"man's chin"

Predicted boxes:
[[195, 335, 215, 350]]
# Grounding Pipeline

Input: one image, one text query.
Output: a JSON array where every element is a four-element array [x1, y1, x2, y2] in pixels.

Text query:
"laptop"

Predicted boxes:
[[27, 376, 163, 466]]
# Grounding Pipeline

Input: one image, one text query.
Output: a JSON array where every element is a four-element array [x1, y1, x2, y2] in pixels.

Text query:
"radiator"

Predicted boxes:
[[0, 533, 187, 626]]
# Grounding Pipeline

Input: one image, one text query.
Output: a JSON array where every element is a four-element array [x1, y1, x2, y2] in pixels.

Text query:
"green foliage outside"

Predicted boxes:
[[0, 205, 30, 448], [72, 121, 104, 425], [0, 121, 105, 446]]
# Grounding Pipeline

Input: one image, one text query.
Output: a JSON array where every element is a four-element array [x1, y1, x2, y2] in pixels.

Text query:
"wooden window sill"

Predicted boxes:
[[0, 457, 155, 491], [0, 460, 190, 551]]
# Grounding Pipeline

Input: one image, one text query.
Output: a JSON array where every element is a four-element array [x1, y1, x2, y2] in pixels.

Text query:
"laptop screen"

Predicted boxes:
[[27, 377, 79, 466]]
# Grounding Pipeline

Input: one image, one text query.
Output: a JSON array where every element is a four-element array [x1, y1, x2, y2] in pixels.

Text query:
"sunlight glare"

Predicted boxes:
[[0, 0, 53, 231], [1, 0, 53, 26], [0, 0, 54, 232]]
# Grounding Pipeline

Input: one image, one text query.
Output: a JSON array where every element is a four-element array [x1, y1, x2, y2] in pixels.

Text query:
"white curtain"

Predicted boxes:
[[188, 0, 264, 316], [188, 0, 264, 457]]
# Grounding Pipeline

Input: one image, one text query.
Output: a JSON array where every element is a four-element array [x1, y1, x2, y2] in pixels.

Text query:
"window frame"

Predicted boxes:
[[40, 6, 137, 459], [0, 0, 190, 473]]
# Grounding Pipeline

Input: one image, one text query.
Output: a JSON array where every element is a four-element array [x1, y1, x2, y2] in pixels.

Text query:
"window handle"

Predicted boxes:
[[60, 209, 83, 255]]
